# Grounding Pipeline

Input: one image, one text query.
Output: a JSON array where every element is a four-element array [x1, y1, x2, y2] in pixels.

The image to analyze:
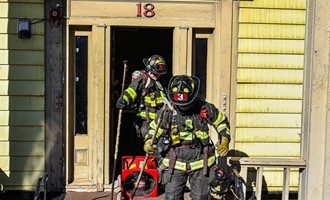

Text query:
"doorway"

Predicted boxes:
[[110, 27, 173, 177]]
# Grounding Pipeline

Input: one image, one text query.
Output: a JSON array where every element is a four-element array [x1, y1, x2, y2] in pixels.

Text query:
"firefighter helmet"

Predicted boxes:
[[167, 75, 200, 106], [209, 166, 233, 196], [143, 55, 167, 75]]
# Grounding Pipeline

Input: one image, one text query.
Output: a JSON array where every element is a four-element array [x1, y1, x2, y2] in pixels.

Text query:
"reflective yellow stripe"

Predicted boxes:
[[125, 87, 137, 100], [171, 134, 180, 144], [149, 120, 164, 138], [138, 111, 157, 119], [123, 95, 130, 105], [195, 130, 209, 140], [162, 155, 216, 171], [185, 119, 193, 130], [190, 155, 216, 171], [160, 91, 166, 97], [226, 128, 230, 136], [144, 96, 164, 105], [216, 124, 226, 132], [179, 131, 193, 140], [213, 113, 226, 127], [217, 125, 230, 136]]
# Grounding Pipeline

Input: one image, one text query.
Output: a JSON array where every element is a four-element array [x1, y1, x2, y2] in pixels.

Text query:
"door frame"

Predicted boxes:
[[64, 0, 236, 191]]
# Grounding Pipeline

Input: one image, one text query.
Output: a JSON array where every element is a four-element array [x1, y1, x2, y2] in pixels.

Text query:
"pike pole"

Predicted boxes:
[[130, 98, 173, 200], [111, 60, 128, 200]]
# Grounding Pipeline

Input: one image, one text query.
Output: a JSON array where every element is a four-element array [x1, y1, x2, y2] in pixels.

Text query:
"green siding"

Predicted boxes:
[[0, 0, 45, 191]]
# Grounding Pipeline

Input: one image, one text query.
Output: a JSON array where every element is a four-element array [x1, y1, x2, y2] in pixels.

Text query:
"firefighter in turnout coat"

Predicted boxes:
[[143, 75, 231, 200], [116, 55, 167, 138]]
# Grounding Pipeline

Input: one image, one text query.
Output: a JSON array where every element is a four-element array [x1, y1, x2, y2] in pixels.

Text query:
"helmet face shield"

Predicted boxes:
[[167, 75, 200, 106], [143, 55, 167, 75]]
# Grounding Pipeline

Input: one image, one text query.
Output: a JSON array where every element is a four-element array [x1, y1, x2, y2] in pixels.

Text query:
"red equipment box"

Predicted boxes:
[[121, 156, 158, 198]]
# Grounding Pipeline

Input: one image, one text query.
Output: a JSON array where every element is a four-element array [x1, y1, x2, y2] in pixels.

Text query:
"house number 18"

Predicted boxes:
[[136, 3, 155, 18]]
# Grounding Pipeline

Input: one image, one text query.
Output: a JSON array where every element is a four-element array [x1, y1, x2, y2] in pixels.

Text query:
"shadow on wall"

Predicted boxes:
[[228, 150, 269, 200], [2, 1, 45, 193]]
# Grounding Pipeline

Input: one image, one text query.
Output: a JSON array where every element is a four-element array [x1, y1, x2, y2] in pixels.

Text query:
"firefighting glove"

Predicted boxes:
[[143, 139, 157, 154], [116, 97, 126, 109], [215, 137, 229, 156]]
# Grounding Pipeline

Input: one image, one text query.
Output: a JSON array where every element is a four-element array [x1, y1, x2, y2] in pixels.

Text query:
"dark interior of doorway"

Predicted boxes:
[[111, 28, 173, 177]]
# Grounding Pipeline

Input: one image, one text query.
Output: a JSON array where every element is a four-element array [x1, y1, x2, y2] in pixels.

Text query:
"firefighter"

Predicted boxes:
[[116, 54, 167, 138], [143, 75, 231, 200]]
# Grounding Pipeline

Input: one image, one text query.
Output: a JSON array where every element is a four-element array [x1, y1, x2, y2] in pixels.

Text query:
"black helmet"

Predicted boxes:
[[209, 166, 233, 195], [143, 55, 167, 75], [167, 75, 200, 106]]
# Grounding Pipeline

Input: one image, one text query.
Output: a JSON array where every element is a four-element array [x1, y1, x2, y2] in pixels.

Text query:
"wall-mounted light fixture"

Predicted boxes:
[[17, 18, 31, 38]]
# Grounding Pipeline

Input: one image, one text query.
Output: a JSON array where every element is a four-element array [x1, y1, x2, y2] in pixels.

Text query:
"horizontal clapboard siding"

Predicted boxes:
[[235, 0, 306, 192], [0, 50, 44, 65], [0, 141, 44, 156], [236, 99, 302, 113], [239, 9, 306, 24], [0, 171, 45, 191], [238, 53, 304, 69], [0, 0, 45, 191], [0, 96, 44, 110], [0, 2, 44, 18], [235, 128, 301, 142], [0, 34, 44, 50], [0, 18, 44, 35], [0, 126, 44, 141], [237, 69, 303, 83], [239, 24, 305, 39], [0, 65, 44, 80], [0, 81, 44, 95], [0, 111, 44, 125], [0, 157, 44, 171], [239, 0, 306, 9]]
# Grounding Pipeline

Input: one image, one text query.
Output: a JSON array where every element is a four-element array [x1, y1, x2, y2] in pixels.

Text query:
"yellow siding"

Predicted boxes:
[[236, 0, 306, 192], [0, 96, 44, 110], [238, 54, 304, 69], [0, 80, 44, 95], [235, 143, 300, 157], [237, 84, 303, 99], [0, 2, 44, 18], [0, 111, 44, 126], [236, 128, 301, 142], [238, 39, 305, 54], [237, 69, 303, 83], [0, 19, 44, 35], [240, 0, 306, 9], [0, 65, 44, 80], [0, 126, 44, 141], [239, 9, 306, 24], [0, 19, 9, 33], [236, 113, 301, 128], [0, 157, 44, 171], [239, 24, 305, 39], [0, 0, 45, 191], [0, 141, 44, 156], [236, 99, 302, 113], [0, 35, 44, 50], [0, 171, 45, 191]]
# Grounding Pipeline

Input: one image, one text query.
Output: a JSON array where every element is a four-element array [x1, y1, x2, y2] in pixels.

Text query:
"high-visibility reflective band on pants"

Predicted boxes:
[[161, 155, 216, 171]]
